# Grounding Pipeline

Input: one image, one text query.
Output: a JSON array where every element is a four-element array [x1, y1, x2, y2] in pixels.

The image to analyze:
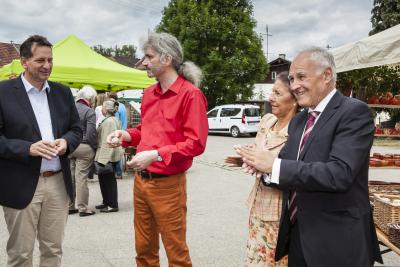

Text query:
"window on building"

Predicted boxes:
[[271, 71, 277, 80]]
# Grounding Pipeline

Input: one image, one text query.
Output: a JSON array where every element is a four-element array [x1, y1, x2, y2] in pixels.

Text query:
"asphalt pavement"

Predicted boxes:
[[0, 135, 399, 266]]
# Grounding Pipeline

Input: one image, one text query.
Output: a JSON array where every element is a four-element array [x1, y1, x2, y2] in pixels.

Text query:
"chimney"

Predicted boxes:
[[278, 54, 286, 60]]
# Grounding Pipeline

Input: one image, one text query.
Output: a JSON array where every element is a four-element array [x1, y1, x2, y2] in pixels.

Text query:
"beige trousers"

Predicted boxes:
[[3, 172, 69, 267], [69, 144, 95, 212]]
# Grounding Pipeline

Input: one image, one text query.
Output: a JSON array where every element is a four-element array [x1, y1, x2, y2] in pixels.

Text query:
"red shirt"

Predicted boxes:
[[122, 75, 208, 175]]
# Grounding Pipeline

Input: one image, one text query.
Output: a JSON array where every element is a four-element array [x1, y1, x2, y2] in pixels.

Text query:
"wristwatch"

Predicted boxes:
[[156, 151, 163, 162]]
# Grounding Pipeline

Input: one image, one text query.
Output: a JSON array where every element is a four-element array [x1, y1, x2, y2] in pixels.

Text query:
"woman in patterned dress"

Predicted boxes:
[[226, 71, 298, 266]]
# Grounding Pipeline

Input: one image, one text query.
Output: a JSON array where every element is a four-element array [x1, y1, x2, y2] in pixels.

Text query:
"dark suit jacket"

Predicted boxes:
[[0, 76, 82, 209], [274, 91, 382, 267]]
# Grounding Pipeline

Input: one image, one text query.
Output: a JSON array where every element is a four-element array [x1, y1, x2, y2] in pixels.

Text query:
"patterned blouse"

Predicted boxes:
[[246, 113, 289, 222]]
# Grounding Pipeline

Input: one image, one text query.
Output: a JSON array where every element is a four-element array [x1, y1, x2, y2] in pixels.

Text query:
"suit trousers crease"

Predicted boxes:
[[3, 173, 69, 267], [134, 172, 192, 267], [69, 144, 95, 211]]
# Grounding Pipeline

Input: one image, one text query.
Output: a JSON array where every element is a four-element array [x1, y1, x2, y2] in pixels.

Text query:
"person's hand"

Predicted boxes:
[[29, 140, 58, 159], [224, 155, 243, 167], [54, 139, 68, 155], [126, 150, 158, 170], [235, 145, 275, 173], [106, 130, 123, 147]]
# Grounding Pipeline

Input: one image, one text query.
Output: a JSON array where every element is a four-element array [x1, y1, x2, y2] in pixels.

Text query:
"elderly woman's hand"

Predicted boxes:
[[235, 145, 275, 173], [106, 130, 131, 147]]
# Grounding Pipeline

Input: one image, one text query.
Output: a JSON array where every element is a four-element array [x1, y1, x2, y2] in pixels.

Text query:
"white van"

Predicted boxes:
[[207, 104, 261, 137]]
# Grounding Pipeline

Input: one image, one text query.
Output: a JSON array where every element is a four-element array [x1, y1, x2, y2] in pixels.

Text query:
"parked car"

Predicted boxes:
[[207, 104, 261, 137]]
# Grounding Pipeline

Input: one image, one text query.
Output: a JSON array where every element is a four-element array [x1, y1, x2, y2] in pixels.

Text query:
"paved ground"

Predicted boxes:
[[0, 134, 399, 266]]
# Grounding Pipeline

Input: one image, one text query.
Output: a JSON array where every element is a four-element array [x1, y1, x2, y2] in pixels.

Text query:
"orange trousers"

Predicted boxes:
[[134, 172, 192, 267]]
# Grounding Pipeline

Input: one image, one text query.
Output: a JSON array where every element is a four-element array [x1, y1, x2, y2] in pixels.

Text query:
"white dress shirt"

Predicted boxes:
[[267, 89, 337, 184], [21, 74, 61, 173]]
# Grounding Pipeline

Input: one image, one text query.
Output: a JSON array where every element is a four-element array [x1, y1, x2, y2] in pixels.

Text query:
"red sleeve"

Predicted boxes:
[[122, 125, 142, 147], [158, 90, 208, 165]]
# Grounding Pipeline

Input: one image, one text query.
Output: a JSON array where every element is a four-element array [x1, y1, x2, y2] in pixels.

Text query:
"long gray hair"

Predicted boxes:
[[142, 32, 203, 87]]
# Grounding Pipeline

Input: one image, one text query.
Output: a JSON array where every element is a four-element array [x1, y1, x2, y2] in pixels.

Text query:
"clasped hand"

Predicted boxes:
[[29, 139, 67, 159], [232, 144, 275, 174]]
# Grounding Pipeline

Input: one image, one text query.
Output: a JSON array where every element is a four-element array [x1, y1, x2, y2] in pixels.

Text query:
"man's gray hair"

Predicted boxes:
[[300, 46, 337, 84], [142, 32, 203, 87], [77, 85, 97, 104]]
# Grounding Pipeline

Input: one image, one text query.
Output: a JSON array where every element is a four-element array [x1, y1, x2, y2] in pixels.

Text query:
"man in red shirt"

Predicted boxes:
[[107, 32, 208, 267]]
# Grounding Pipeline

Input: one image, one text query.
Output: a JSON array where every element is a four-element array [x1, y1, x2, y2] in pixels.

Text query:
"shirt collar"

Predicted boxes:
[[21, 73, 50, 93], [309, 88, 337, 114], [154, 75, 185, 95]]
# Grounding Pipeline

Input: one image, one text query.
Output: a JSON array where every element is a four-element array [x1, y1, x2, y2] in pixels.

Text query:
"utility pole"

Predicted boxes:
[[261, 24, 272, 59]]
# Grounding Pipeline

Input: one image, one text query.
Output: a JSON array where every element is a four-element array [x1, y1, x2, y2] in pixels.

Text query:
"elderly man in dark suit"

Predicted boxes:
[[237, 47, 382, 267], [0, 35, 82, 267]]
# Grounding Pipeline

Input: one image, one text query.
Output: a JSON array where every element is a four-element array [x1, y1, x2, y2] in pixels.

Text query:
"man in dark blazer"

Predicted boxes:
[[237, 47, 382, 267], [0, 35, 82, 267]]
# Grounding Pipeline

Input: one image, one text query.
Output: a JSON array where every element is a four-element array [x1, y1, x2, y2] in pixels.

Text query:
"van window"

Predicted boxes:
[[220, 108, 241, 117], [244, 108, 260, 117], [207, 109, 218, 118]]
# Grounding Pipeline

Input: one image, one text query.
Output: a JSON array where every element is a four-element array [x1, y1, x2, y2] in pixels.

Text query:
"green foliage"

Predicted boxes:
[[370, 0, 400, 36], [157, 0, 268, 107], [92, 44, 137, 58]]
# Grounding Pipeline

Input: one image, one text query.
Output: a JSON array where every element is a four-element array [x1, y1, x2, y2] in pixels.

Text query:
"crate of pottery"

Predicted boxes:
[[388, 223, 400, 248], [368, 181, 400, 204], [374, 194, 400, 235]]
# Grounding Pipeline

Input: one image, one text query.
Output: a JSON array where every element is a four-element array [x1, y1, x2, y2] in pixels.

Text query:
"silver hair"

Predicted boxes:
[[77, 85, 97, 104], [142, 32, 203, 87], [102, 98, 118, 116], [299, 46, 337, 85]]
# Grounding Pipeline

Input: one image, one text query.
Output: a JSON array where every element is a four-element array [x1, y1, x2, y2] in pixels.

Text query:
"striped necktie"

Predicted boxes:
[[289, 111, 320, 224]]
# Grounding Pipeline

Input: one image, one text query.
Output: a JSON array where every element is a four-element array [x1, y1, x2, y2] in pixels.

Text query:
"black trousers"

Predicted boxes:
[[98, 162, 118, 208], [288, 222, 308, 267]]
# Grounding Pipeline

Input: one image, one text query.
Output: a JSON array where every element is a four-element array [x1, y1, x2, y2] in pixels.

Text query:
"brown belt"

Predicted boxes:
[[137, 170, 169, 179], [41, 170, 62, 177]]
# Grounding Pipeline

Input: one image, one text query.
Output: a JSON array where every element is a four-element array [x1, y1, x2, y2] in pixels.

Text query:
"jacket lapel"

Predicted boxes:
[[46, 84, 59, 138], [292, 110, 307, 160], [299, 91, 344, 159], [13, 77, 42, 138]]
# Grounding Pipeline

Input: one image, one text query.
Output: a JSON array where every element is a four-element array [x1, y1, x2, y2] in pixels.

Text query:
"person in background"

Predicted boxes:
[[226, 72, 297, 267], [108, 92, 127, 179], [95, 99, 123, 213], [106, 32, 208, 267], [69, 85, 97, 217], [0, 35, 82, 267], [236, 47, 382, 267], [95, 93, 107, 128]]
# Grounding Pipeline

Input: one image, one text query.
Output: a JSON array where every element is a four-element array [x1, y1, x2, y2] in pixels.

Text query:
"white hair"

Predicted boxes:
[[77, 85, 97, 104], [142, 32, 203, 87], [299, 46, 337, 84], [102, 99, 119, 116]]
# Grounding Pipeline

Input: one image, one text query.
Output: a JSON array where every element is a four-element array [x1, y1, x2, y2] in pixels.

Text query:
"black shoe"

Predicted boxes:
[[68, 209, 79, 215], [79, 210, 96, 217], [100, 207, 119, 213], [95, 204, 107, 209]]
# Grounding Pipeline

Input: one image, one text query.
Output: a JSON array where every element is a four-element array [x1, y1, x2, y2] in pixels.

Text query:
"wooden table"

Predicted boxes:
[[376, 227, 400, 256]]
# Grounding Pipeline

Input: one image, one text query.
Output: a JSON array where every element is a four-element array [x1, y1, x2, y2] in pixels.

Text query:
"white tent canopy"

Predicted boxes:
[[331, 24, 400, 73]]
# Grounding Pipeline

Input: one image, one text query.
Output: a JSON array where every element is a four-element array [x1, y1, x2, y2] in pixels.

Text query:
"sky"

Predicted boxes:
[[0, 0, 374, 61]]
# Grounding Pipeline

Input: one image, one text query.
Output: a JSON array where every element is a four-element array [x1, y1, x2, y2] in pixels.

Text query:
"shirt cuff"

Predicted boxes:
[[271, 158, 281, 184]]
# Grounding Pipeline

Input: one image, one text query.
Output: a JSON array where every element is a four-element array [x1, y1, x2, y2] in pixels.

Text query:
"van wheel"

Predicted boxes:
[[230, 126, 240, 138]]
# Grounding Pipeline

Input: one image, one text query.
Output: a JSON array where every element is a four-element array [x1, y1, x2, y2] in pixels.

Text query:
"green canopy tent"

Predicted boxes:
[[0, 34, 155, 91]]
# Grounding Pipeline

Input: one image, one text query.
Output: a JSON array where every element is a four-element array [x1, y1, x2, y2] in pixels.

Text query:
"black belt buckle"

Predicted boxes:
[[139, 170, 168, 179]]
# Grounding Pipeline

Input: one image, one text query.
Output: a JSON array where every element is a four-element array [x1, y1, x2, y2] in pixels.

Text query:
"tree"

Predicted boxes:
[[369, 0, 400, 36], [157, 0, 268, 107], [92, 44, 136, 58]]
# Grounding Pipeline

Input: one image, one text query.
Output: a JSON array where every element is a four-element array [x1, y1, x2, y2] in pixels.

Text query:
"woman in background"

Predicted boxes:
[[94, 99, 123, 212]]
